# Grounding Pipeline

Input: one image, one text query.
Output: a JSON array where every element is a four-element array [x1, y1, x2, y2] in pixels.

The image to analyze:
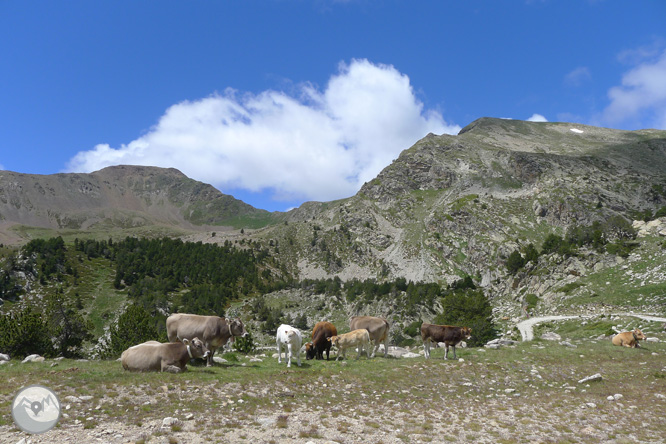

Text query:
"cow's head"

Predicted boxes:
[[183, 337, 210, 360], [327, 336, 339, 347], [229, 318, 248, 338], [633, 329, 646, 341], [462, 327, 472, 340], [305, 342, 316, 360]]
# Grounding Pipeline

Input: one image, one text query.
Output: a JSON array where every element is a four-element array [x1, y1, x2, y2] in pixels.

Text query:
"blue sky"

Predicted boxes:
[[1, 1, 665, 212]]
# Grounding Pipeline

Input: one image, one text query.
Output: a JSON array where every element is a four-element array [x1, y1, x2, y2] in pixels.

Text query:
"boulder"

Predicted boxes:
[[540, 332, 561, 341], [578, 373, 603, 384]]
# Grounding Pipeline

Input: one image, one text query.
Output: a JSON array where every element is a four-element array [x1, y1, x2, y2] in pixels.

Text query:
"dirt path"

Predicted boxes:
[[516, 313, 666, 341]]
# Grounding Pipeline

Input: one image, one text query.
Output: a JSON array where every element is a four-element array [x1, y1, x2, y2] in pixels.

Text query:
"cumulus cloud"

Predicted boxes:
[[602, 49, 666, 129], [66, 59, 459, 204], [527, 114, 548, 122]]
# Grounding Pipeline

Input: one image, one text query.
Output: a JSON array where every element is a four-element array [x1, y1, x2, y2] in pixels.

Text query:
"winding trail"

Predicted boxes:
[[516, 313, 666, 341]]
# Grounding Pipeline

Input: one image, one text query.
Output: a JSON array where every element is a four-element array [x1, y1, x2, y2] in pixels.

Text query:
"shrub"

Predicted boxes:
[[102, 304, 159, 358], [606, 240, 638, 258], [434, 289, 497, 347], [506, 250, 525, 274], [45, 291, 94, 358], [234, 332, 255, 354], [403, 320, 422, 337], [0, 306, 53, 358], [525, 293, 539, 311]]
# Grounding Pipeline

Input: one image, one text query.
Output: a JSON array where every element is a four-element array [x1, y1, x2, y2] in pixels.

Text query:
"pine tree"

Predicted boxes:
[[103, 304, 158, 358]]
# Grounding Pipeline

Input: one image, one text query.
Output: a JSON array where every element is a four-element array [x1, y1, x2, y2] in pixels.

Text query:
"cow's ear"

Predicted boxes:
[[182, 338, 191, 346]]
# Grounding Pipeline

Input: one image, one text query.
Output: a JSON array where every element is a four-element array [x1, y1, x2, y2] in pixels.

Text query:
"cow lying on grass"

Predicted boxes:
[[276, 324, 302, 368], [121, 338, 209, 373], [327, 329, 370, 360], [612, 329, 646, 348], [421, 323, 472, 359]]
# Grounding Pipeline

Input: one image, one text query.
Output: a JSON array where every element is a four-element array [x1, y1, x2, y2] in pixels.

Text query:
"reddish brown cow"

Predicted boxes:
[[305, 321, 338, 360], [421, 323, 471, 360]]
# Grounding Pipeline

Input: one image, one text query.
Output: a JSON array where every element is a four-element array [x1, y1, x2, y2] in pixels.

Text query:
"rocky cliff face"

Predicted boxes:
[[250, 118, 666, 315]]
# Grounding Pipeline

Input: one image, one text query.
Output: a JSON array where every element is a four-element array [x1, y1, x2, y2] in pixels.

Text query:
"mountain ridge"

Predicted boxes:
[[0, 164, 274, 244]]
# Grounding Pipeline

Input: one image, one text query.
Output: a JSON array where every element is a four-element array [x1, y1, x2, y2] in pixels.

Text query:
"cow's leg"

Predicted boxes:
[[162, 362, 184, 373], [277, 340, 282, 364], [207, 346, 217, 367], [286, 343, 293, 368], [444, 344, 449, 360], [451, 345, 457, 360], [423, 338, 430, 359]]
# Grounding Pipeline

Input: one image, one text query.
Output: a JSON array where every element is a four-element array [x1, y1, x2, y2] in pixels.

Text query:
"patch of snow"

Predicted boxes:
[[570, 128, 584, 134]]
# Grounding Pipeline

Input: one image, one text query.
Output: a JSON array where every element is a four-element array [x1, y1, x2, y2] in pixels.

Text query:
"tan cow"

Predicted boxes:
[[166, 313, 247, 366], [612, 329, 646, 348], [327, 329, 371, 360], [121, 338, 209, 373], [349, 316, 390, 358]]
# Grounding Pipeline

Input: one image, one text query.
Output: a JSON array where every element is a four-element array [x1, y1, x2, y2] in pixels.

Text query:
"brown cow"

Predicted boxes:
[[421, 323, 472, 359], [166, 313, 247, 366], [612, 329, 646, 348], [121, 338, 209, 373], [349, 316, 390, 358], [305, 321, 338, 360]]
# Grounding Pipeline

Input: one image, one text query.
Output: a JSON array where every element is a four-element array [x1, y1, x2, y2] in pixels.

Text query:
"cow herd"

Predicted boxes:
[[120, 312, 648, 373], [120, 313, 473, 373]]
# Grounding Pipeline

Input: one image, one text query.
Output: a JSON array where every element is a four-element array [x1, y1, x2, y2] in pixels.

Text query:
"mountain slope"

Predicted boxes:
[[234, 118, 666, 316], [0, 165, 274, 243]]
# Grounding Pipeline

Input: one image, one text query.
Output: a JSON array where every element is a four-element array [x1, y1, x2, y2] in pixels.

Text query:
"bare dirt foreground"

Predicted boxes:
[[1, 337, 665, 444]]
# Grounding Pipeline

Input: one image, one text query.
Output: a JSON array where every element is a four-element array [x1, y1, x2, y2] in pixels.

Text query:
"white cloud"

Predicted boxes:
[[602, 49, 666, 129], [564, 67, 591, 87], [66, 59, 459, 204], [527, 114, 548, 122]]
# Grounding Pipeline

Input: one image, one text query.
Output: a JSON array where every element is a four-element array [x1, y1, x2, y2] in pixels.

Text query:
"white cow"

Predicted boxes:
[[276, 324, 302, 368]]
